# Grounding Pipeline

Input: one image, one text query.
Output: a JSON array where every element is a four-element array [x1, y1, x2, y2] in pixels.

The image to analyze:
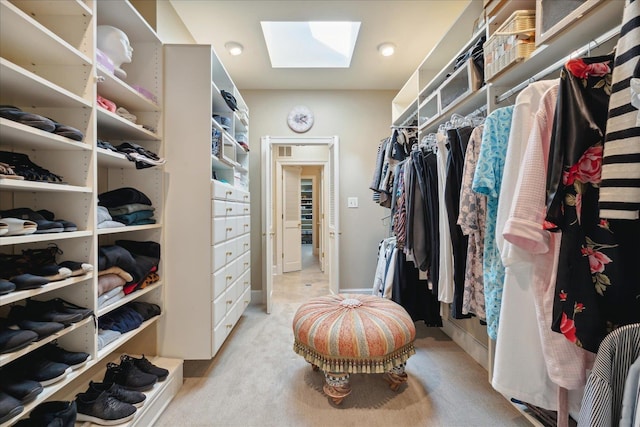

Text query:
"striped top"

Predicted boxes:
[[577, 323, 640, 426], [600, 0, 640, 219]]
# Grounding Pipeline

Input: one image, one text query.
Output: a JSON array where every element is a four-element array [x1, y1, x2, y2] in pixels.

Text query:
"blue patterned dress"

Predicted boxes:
[[471, 106, 514, 340]]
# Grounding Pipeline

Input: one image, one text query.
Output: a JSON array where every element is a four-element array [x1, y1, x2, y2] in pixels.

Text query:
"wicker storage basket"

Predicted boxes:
[[484, 10, 536, 81]]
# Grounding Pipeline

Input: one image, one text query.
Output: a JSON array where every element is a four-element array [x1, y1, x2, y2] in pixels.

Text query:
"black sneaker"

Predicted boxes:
[[0, 326, 38, 354], [0, 391, 23, 424], [75, 391, 136, 425], [0, 377, 43, 403], [124, 354, 168, 381], [19, 400, 76, 427], [102, 360, 156, 392], [39, 342, 89, 370], [18, 358, 70, 386], [87, 381, 146, 407]]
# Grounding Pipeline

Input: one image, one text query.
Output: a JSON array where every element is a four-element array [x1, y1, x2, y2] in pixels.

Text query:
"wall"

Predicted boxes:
[[245, 90, 394, 292], [154, 1, 197, 44]]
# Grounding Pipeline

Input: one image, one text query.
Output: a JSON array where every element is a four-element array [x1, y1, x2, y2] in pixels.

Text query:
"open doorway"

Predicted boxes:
[[261, 136, 340, 314]]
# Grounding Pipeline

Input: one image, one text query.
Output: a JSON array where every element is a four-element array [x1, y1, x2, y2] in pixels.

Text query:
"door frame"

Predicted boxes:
[[261, 136, 339, 314], [280, 165, 302, 273]]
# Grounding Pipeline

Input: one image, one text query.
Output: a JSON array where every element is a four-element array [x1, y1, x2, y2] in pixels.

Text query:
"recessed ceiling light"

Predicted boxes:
[[261, 21, 361, 68], [377, 43, 395, 57], [225, 42, 244, 56]]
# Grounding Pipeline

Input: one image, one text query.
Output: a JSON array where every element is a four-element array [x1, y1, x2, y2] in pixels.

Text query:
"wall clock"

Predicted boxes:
[[287, 105, 314, 133]]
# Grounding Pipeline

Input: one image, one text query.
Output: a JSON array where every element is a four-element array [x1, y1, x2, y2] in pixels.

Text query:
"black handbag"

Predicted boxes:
[[220, 90, 238, 111]]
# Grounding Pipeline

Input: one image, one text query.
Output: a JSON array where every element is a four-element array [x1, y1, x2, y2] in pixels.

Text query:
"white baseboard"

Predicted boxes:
[[338, 288, 371, 295]]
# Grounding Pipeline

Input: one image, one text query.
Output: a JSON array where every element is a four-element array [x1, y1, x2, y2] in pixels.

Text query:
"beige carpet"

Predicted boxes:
[[156, 250, 531, 427]]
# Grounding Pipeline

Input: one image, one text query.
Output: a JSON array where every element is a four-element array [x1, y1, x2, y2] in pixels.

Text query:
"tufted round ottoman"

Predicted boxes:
[[293, 294, 416, 404]]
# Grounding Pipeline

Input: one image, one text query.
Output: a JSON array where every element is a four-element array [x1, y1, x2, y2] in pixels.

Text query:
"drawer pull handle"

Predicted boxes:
[[226, 275, 233, 280], [226, 208, 233, 212], [226, 191, 233, 195], [244, 208, 249, 212], [244, 262, 249, 266], [227, 300, 233, 304], [226, 227, 233, 231], [226, 251, 233, 256], [245, 300, 249, 304], [244, 224, 249, 228], [226, 324, 233, 328]]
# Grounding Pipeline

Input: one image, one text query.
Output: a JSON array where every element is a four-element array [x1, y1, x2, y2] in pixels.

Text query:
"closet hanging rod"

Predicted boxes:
[[495, 25, 621, 105], [390, 125, 419, 129]]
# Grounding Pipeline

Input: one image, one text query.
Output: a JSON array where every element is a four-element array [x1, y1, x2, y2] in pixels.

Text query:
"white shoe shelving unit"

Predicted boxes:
[[0, 1, 182, 425]]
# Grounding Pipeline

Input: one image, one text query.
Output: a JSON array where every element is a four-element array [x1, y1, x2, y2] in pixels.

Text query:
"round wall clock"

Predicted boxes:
[[287, 105, 314, 133]]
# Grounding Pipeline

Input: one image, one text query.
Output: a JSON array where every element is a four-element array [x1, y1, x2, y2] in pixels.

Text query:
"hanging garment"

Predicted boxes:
[[457, 125, 487, 319], [599, 0, 640, 220], [546, 55, 640, 353], [423, 150, 440, 288], [503, 83, 596, 393], [619, 350, 640, 427], [471, 107, 513, 339], [436, 133, 454, 304], [391, 249, 442, 327], [444, 126, 472, 318], [577, 323, 640, 427], [372, 237, 396, 298], [408, 150, 430, 272]]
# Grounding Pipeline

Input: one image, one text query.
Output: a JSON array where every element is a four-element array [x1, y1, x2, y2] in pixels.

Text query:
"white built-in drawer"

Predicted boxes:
[[212, 269, 226, 299], [239, 252, 250, 274], [213, 291, 227, 327], [213, 180, 233, 200], [239, 202, 250, 216], [238, 234, 250, 254], [212, 319, 229, 355], [239, 215, 250, 235], [212, 199, 229, 217], [212, 217, 226, 244], [237, 190, 250, 204], [224, 259, 237, 289], [212, 241, 226, 273]]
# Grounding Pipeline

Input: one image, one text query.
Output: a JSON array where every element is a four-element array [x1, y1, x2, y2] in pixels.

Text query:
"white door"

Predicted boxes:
[[261, 137, 274, 314], [318, 167, 325, 273], [328, 137, 339, 294], [282, 166, 302, 272]]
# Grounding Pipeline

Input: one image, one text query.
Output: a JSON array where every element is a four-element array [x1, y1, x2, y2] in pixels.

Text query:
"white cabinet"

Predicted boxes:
[[0, 1, 181, 424], [161, 44, 251, 360]]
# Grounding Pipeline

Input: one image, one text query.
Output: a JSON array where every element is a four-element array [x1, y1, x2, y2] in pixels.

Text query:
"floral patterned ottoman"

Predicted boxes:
[[293, 294, 416, 404]]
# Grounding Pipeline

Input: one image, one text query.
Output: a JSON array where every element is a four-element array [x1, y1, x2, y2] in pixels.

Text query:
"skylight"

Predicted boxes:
[[261, 21, 361, 68]]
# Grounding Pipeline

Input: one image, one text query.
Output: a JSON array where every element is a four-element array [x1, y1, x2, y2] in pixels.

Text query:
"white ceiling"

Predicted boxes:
[[168, 0, 472, 91]]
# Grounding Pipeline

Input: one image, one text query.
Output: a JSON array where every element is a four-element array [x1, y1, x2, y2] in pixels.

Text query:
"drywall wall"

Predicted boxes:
[[244, 90, 394, 292]]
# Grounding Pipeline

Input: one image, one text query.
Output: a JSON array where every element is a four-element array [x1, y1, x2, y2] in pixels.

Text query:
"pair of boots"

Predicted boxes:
[[1, 244, 92, 283]]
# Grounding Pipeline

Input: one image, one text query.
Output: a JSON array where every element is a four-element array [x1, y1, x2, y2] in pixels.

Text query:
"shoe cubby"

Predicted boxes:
[[0, 1, 93, 101], [1, 0, 181, 424]]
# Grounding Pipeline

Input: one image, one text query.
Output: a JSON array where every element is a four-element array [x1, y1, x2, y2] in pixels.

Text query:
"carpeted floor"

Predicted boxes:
[[156, 248, 531, 427]]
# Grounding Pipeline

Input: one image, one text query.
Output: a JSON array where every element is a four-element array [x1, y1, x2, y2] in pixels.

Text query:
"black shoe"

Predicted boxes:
[[125, 354, 168, 381], [103, 359, 157, 392], [0, 378, 42, 403], [15, 319, 65, 341], [87, 381, 146, 407], [22, 299, 84, 325], [26, 400, 77, 427], [0, 279, 15, 295], [48, 298, 93, 320], [75, 391, 136, 425], [16, 357, 70, 386], [0, 391, 23, 424], [4, 274, 49, 291], [0, 327, 38, 354], [39, 342, 90, 370]]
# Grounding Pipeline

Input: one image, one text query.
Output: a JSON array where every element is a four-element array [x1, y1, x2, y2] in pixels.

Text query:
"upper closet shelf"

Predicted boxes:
[[0, 273, 92, 307], [0, 118, 91, 151], [0, 230, 93, 247], [0, 59, 91, 108], [97, 147, 137, 169], [97, 224, 162, 235], [97, 108, 161, 141], [96, 0, 160, 43], [0, 179, 91, 193], [9, 0, 92, 17], [489, 0, 624, 90], [0, 1, 92, 67], [420, 85, 487, 133], [97, 66, 160, 112]]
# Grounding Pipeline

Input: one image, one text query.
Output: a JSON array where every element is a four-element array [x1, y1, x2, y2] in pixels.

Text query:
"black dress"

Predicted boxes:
[[545, 55, 640, 353]]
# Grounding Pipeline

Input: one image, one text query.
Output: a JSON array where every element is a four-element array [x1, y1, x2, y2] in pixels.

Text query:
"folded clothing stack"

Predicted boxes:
[[98, 302, 161, 339], [96, 240, 161, 310], [98, 187, 156, 226]]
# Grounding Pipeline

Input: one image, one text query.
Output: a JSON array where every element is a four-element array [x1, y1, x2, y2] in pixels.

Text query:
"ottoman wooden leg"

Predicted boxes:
[[383, 362, 408, 391], [323, 372, 351, 405]]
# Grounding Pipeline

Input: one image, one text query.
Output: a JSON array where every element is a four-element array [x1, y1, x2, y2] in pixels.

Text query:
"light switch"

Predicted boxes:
[[347, 197, 358, 208]]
